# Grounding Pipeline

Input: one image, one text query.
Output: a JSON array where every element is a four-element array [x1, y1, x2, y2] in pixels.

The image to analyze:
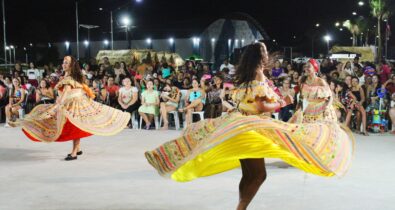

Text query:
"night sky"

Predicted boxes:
[[4, 0, 394, 55]]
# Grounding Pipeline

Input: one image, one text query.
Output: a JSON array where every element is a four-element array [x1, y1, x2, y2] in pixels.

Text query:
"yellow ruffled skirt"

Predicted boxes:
[[145, 112, 354, 182]]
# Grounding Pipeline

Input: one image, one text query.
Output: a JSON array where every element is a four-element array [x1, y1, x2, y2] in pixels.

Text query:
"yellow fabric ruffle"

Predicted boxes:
[[171, 130, 333, 182], [145, 113, 354, 182]]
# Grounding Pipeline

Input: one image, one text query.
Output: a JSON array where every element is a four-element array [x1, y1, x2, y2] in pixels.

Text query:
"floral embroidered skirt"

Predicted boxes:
[[21, 90, 130, 142], [145, 112, 354, 182]]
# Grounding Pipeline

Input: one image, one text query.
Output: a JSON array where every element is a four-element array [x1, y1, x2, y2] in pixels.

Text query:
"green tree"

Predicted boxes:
[[370, 0, 394, 59], [343, 19, 360, 46]]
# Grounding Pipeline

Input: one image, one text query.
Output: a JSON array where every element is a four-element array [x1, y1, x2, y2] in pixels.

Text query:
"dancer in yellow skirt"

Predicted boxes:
[[145, 43, 354, 210], [18, 56, 130, 161]]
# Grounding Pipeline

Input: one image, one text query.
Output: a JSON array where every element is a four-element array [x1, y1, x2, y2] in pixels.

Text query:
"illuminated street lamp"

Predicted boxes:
[[323, 35, 332, 54], [146, 38, 152, 49], [121, 16, 131, 48], [10, 45, 15, 63], [169, 38, 175, 52], [103, 39, 109, 49], [5, 46, 11, 63]]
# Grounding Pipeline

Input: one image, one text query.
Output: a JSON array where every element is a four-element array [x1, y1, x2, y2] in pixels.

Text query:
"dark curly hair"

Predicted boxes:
[[234, 42, 271, 86], [65, 56, 84, 84]]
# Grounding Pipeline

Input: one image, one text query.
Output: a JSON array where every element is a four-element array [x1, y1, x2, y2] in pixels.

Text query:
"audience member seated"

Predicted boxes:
[[35, 79, 55, 105], [159, 81, 180, 130], [221, 68, 233, 83], [5, 78, 26, 127], [179, 79, 206, 126], [204, 75, 223, 119], [279, 78, 295, 122], [12, 62, 25, 78], [114, 62, 127, 85], [181, 77, 192, 90], [366, 75, 381, 110], [286, 63, 295, 76], [138, 80, 160, 129], [105, 76, 119, 106], [389, 93, 395, 135], [118, 77, 140, 127], [91, 79, 107, 103], [345, 77, 368, 135]]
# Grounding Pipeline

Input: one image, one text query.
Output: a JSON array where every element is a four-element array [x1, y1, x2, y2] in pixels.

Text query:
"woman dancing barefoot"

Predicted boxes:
[[145, 43, 354, 210]]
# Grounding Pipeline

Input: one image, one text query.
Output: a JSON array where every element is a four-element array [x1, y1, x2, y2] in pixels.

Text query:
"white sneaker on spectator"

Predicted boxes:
[[4, 123, 11, 128]]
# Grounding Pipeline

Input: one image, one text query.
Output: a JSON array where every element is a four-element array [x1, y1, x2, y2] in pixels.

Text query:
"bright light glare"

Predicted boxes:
[[324, 35, 332, 42], [122, 16, 131, 26]]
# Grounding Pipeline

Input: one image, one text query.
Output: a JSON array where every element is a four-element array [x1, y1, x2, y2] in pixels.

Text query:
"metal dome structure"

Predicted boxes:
[[199, 12, 270, 68]]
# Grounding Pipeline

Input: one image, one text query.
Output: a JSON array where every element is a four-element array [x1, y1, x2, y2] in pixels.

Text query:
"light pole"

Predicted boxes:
[[5, 46, 10, 64], [80, 24, 99, 59], [65, 41, 70, 55], [103, 39, 110, 49], [211, 38, 215, 63], [228, 39, 232, 58], [146, 38, 152, 49], [84, 40, 89, 58], [324, 35, 332, 55], [121, 16, 131, 49], [75, 0, 79, 59], [10, 45, 15, 63], [23, 47, 28, 64], [99, 8, 114, 50], [169, 38, 174, 52], [196, 38, 200, 56], [2, 0, 7, 64]]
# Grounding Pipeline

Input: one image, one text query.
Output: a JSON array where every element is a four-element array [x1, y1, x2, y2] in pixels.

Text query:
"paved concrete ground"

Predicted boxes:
[[0, 125, 394, 210]]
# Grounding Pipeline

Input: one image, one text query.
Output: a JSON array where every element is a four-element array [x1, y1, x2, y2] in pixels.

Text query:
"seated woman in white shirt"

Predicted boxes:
[[118, 77, 140, 127]]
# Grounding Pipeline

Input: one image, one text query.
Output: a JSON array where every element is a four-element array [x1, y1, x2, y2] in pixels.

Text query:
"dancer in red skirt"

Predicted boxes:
[[19, 56, 130, 160]]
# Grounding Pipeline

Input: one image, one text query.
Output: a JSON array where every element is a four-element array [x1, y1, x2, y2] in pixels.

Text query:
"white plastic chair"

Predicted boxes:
[[192, 111, 205, 121], [159, 111, 180, 130], [272, 112, 279, 120], [131, 111, 139, 129]]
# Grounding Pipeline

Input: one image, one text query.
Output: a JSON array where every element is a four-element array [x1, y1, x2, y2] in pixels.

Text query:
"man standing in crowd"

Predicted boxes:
[[102, 57, 114, 76], [220, 59, 235, 75]]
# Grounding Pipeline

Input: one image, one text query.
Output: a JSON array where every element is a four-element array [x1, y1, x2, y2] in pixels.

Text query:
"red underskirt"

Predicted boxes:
[[23, 119, 93, 142]]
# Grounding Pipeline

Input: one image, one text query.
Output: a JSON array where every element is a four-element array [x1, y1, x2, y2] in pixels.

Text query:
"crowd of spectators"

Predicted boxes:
[[0, 54, 394, 135]]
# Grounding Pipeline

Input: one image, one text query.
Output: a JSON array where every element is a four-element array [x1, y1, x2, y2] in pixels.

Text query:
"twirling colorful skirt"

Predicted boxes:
[[21, 89, 130, 142], [145, 112, 354, 182]]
